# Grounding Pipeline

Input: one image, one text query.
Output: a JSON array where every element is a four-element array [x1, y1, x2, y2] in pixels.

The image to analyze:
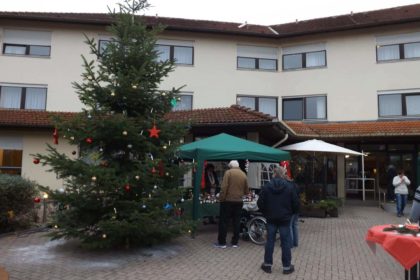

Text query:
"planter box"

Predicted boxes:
[[300, 205, 326, 218]]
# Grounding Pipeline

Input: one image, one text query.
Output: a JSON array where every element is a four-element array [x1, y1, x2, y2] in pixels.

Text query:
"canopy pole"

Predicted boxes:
[[192, 159, 204, 220], [361, 150, 365, 201]]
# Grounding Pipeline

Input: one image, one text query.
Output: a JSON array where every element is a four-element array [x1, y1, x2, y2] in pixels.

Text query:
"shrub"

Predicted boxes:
[[0, 174, 38, 233]]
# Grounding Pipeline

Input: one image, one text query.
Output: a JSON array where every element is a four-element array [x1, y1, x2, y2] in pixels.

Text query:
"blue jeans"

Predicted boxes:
[[290, 214, 299, 247], [264, 222, 292, 268], [396, 193, 408, 215]]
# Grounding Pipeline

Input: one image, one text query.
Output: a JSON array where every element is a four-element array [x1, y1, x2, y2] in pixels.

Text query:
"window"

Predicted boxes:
[[282, 43, 326, 70], [237, 45, 278, 71], [236, 95, 277, 116], [0, 137, 23, 175], [376, 32, 420, 61], [2, 29, 51, 57], [172, 94, 193, 111], [282, 96, 326, 120], [378, 92, 420, 117], [98, 39, 111, 56], [0, 85, 47, 110], [155, 39, 194, 65]]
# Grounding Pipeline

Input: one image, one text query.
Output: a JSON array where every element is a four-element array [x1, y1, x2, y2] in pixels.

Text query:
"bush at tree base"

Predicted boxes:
[[0, 174, 38, 233]]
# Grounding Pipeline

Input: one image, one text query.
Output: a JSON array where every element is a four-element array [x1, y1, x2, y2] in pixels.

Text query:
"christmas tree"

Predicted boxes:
[[34, 0, 191, 249]]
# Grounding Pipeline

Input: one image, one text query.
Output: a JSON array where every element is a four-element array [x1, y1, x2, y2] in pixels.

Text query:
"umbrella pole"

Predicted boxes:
[[192, 159, 204, 220], [362, 150, 365, 201]]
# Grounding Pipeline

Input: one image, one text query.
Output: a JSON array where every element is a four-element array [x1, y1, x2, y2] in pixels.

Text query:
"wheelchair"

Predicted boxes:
[[240, 200, 267, 245]]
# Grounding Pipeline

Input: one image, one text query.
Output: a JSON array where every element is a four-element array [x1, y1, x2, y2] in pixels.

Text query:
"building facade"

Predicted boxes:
[[1, 5, 420, 199]]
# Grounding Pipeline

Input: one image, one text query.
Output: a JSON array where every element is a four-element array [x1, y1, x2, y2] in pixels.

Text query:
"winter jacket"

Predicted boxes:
[[257, 177, 300, 225], [409, 186, 420, 223], [219, 167, 249, 202], [392, 175, 410, 195]]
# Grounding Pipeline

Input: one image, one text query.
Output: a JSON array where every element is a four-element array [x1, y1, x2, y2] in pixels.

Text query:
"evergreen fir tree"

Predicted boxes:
[[34, 0, 191, 249]]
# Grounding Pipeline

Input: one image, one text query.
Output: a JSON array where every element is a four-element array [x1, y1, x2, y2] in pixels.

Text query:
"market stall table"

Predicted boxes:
[[365, 224, 420, 280]]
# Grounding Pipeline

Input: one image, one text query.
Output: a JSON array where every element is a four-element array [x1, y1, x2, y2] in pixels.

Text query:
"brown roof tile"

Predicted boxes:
[[0, 12, 276, 37], [0, 109, 76, 128], [0, 106, 274, 128], [165, 105, 276, 124], [2, 4, 420, 38], [284, 120, 420, 138], [270, 4, 420, 37]]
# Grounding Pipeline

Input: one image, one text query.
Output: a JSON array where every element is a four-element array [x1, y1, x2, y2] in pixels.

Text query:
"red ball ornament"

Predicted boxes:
[[85, 137, 93, 144], [124, 184, 131, 192], [33, 158, 40, 164], [34, 197, 41, 203]]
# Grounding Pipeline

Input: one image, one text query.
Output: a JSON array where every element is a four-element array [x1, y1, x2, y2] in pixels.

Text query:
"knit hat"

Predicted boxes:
[[228, 160, 239, 168]]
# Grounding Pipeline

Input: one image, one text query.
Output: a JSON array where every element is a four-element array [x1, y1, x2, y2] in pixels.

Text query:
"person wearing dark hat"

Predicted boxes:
[[214, 160, 249, 248], [258, 166, 300, 275]]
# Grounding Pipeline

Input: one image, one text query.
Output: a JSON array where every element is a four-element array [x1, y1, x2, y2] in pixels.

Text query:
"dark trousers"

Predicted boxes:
[[264, 222, 292, 268], [217, 201, 243, 245]]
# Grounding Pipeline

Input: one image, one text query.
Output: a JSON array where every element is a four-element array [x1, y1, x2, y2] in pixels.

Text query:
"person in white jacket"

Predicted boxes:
[[392, 169, 410, 217]]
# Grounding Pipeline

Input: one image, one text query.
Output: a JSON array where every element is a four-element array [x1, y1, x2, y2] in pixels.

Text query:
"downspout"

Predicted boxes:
[[272, 133, 288, 148]]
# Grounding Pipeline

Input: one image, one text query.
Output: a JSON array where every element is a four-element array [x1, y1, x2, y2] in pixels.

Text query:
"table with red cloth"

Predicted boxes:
[[365, 224, 420, 279]]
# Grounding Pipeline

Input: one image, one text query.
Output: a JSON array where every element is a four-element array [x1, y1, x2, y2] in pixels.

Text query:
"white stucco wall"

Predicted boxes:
[[3, 129, 75, 189], [2, 21, 420, 121]]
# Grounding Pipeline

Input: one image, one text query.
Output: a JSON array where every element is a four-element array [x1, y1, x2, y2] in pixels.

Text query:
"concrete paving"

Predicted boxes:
[[0, 205, 409, 280]]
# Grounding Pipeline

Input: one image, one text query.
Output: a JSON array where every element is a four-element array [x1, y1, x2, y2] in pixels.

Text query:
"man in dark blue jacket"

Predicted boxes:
[[257, 166, 300, 275]]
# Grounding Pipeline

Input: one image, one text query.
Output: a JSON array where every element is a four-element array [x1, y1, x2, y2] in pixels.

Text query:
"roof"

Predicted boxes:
[[284, 120, 420, 138], [3, 108, 420, 139], [0, 12, 277, 38], [165, 105, 276, 125], [2, 3, 420, 38], [270, 4, 420, 37], [0, 109, 76, 128], [0, 105, 275, 128]]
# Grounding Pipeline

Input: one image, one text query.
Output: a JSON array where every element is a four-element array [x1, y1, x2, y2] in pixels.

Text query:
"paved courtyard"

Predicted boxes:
[[0, 205, 409, 280]]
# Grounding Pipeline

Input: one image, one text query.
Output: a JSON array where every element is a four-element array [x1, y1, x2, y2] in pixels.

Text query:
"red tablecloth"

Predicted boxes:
[[365, 224, 420, 270]]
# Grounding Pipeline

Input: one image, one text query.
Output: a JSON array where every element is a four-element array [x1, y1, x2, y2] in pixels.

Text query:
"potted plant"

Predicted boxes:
[[317, 199, 340, 217]]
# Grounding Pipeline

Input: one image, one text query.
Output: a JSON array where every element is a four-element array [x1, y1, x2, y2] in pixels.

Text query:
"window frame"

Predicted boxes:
[[155, 44, 194, 65], [378, 92, 420, 117], [0, 149, 23, 175], [282, 50, 327, 70], [282, 96, 327, 121], [3, 43, 51, 57], [236, 95, 278, 117], [172, 93, 193, 111], [376, 41, 420, 62], [0, 85, 47, 110], [236, 56, 278, 71]]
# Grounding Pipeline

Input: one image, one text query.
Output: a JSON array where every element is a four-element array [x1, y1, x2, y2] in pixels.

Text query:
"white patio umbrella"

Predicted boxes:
[[280, 139, 367, 200]]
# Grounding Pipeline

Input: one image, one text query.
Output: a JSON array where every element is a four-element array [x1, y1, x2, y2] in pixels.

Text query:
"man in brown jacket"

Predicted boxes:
[[214, 160, 249, 248]]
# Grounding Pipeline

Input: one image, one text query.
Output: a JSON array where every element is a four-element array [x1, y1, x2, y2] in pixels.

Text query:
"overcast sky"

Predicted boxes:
[[1, 0, 420, 25]]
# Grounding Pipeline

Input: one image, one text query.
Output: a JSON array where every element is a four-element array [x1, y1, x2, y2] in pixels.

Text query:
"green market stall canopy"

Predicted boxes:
[[179, 133, 290, 162], [178, 133, 290, 220]]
